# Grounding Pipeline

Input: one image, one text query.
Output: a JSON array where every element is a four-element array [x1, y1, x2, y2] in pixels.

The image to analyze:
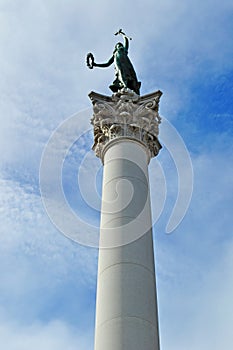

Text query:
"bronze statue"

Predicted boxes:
[[86, 29, 141, 95]]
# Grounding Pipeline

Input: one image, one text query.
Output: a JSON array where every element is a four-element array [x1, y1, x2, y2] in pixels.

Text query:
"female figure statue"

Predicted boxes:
[[87, 30, 141, 95]]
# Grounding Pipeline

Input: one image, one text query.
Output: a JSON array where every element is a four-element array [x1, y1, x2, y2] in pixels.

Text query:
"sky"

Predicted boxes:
[[0, 0, 233, 349]]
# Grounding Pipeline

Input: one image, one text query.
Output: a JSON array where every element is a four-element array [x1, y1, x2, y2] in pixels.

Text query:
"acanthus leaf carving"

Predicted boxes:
[[89, 89, 162, 160]]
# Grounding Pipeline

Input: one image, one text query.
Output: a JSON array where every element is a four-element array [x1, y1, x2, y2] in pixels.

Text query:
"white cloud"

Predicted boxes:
[[0, 176, 97, 325], [0, 174, 97, 268], [0, 319, 93, 350]]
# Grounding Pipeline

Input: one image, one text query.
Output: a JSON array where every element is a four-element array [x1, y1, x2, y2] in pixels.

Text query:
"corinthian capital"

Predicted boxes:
[[89, 89, 162, 161]]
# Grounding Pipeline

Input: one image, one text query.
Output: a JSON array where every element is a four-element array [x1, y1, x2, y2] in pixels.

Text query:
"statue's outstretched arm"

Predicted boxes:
[[94, 56, 114, 68], [86, 53, 114, 69]]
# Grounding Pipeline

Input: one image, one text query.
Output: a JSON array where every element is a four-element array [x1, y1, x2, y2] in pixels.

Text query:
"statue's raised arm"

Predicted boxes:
[[114, 29, 130, 51], [86, 29, 141, 95]]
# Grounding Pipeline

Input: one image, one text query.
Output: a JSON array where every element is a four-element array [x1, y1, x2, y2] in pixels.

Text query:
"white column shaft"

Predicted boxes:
[[94, 139, 160, 350]]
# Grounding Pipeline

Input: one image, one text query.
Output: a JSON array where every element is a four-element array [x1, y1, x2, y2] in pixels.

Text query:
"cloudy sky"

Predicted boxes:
[[0, 0, 233, 349]]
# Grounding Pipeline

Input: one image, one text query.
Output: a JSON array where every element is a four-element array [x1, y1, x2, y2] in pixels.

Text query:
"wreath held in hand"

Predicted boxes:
[[86, 53, 95, 69]]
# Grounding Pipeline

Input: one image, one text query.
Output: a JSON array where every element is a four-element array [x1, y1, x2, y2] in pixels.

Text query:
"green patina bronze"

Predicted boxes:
[[86, 29, 141, 95]]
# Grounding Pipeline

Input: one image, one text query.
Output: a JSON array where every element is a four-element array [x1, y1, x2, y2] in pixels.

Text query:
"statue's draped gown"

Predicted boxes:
[[111, 45, 141, 94]]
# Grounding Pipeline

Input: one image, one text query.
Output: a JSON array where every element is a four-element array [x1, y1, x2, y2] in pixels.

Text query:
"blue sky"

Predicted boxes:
[[0, 0, 233, 349]]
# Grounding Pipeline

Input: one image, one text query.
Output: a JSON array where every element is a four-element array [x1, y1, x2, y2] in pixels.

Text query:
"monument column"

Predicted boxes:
[[89, 89, 162, 350]]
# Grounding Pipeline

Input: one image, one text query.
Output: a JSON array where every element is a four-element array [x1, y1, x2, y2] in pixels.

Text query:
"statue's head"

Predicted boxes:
[[114, 42, 123, 51]]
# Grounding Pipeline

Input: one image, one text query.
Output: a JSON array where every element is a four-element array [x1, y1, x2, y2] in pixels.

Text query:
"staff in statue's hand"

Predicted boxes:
[[114, 28, 132, 41]]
